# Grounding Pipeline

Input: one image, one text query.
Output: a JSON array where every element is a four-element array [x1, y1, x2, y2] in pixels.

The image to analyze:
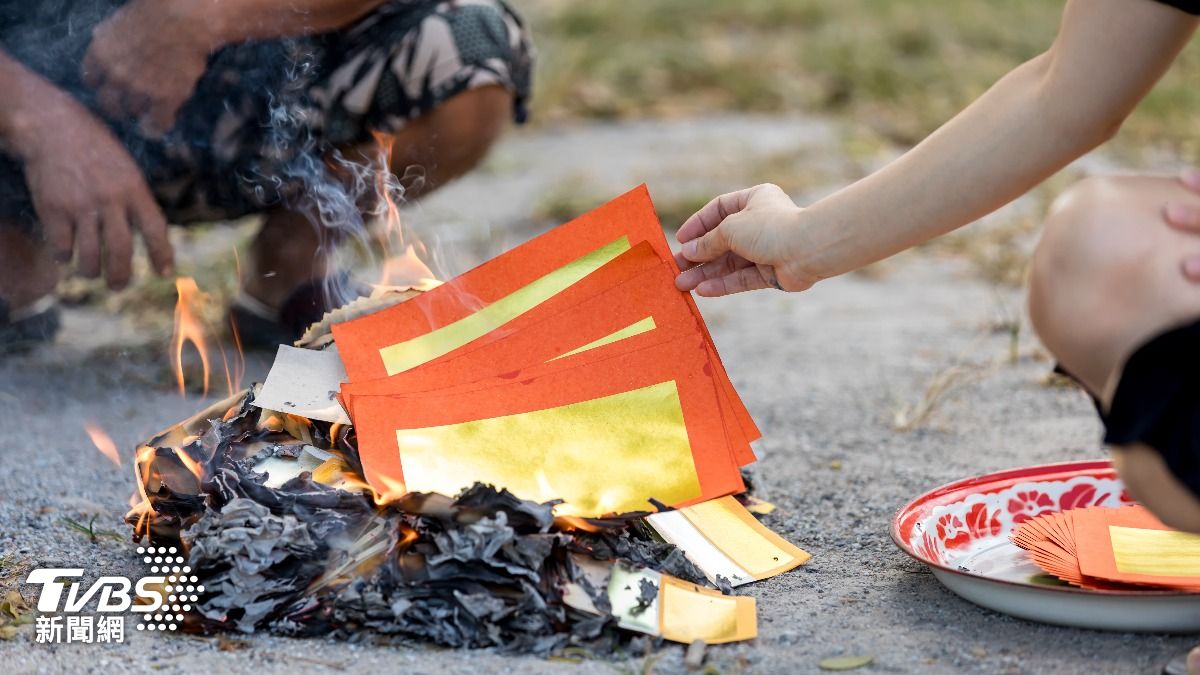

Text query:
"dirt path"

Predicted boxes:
[[0, 116, 1191, 673]]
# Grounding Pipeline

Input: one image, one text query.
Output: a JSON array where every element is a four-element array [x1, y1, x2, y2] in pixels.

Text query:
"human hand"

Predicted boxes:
[[82, 0, 215, 137], [17, 91, 173, 289], [1164, 168, 1200, 282], [674, 184, 815, 296]]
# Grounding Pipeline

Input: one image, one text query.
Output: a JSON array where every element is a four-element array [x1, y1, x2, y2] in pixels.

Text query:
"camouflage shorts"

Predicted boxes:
[[0, 0, 533, 226]]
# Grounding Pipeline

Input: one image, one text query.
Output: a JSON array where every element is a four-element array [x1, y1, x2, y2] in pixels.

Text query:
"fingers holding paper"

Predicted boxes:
[[673, 184, 815, 297]]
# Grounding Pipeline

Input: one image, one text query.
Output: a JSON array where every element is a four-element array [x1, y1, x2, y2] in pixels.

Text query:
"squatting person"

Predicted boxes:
[[0, 0, 533, 349], [675, 0, 1200, 534]]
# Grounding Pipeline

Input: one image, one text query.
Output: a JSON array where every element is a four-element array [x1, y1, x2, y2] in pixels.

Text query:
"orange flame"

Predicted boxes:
[[175, 450, 205, 481], [367, 131, 440, 289], [170, 277, 244, 397], [554, 516, 605, 533], [379, 244, 440, 289], [126, 445, 158, 538], [371, 475, 408, 507], [84, 423, 121, 467]]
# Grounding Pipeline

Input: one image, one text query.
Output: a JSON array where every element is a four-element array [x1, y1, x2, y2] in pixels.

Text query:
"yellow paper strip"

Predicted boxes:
[[680, 496, 811, 580], [1110, 526, 1200, 576], [659, 576, 757, 644], [379, 237, 632, 375], [396, 380, 702, 517], [548, 317, 657, 362]]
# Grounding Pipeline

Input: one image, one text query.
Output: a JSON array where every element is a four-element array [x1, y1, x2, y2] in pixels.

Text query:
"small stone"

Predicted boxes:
[[684, 640, 706, 670]]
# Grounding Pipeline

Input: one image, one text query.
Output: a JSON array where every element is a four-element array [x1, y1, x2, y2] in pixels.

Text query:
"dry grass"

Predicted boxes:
[[892, 360, 996, 432], [525, 0, 1200, 158]]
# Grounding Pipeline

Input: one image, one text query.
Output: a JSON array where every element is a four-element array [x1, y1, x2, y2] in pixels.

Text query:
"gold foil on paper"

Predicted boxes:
[[1110, 526, 1200, 576], [379, 237, 632, 375], [397, 381, 702, 517], [659, 576, 757, 644], [680, 496, 811, 579], [548, 317, 657, 362]]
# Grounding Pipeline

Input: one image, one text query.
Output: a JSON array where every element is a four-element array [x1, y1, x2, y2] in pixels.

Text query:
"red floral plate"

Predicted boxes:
[[891, 459, 1200, 632]]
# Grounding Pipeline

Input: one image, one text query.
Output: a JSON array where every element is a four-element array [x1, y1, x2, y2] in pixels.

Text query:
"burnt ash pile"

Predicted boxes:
[[126, 391, 706, 653]]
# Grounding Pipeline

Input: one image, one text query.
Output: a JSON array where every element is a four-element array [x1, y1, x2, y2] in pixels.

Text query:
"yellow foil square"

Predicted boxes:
[[1110, 526, 1200, 577], [659, 576, 757, 644], [680, 496, 811, 580], [396, 380, 702, 517]]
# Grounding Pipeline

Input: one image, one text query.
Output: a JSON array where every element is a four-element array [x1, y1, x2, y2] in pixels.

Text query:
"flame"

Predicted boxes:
[[84, 423, 121, 467], [379, 244, 440, 289], [174, 450, 205, 482], [396, 524, 419, 551], [366, 131, 440, 290], [171, 278, 210, 396], [371, 475, 408, 507], [170, 277, 244, 397], [126, 445, 158, 538], [554, 516, 605, 533]]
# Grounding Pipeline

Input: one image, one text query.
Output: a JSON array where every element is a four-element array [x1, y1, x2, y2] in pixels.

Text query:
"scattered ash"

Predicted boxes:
[[126, 391, 705, 654]]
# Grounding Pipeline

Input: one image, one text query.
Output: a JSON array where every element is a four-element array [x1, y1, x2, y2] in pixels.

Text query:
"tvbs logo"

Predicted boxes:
[[24, 545, 203, 643]]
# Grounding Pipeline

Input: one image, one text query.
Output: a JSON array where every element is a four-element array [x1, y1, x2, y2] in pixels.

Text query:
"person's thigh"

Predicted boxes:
[[314, 0, 532, 198]]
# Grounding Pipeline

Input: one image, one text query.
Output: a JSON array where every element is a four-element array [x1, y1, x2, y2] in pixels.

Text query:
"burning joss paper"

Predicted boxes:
[[333, 186, 757, 514], [127, 186, 803, 653]]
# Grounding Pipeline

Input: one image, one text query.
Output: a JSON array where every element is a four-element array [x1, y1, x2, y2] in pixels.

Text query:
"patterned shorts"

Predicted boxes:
[[0, 0, 533, 227]]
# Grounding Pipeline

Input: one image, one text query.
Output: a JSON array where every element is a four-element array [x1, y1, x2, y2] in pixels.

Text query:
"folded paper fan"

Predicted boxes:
[[1012, 504, 1200, 591]]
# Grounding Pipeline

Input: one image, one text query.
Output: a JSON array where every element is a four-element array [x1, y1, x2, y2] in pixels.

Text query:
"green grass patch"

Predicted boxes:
[[526, 0, 1200, 156]]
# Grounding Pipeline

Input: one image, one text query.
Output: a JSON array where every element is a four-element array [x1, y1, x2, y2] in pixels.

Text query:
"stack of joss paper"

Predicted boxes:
[[1012, 504, 1200, 591], [314, 185, 757, 517], [248, 186, 812, 645]]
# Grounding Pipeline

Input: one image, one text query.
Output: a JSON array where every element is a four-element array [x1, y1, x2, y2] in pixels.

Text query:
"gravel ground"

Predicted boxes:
[[0, 116, 1194, 674]]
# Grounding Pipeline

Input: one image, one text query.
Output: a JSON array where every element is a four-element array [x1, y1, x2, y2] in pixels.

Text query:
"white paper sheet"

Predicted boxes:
[[253, 345, 351, 424]]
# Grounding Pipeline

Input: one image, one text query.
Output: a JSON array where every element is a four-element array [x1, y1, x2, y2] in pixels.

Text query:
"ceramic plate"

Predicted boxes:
[[891, 459, 1200, 632]]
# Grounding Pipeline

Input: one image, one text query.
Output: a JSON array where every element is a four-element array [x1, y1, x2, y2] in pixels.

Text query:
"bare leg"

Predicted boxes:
[[386, 84, 513, 199], [242, 208, 332, 309], [241, 85, 513, 308], [0, 226, 61, 311], [1028, 174, 1200, 531]]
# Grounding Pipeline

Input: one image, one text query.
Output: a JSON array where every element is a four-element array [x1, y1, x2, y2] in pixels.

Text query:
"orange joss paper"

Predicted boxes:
[[330, 185, 759, 445], [348, 336, 745, 517], [338, 249, 754, 464], [1013, 504, 1200, 591]]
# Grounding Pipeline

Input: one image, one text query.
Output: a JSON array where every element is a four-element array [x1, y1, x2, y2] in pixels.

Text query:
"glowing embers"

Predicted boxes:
[[1012, 504, 1200, 590], [332, 186, 758, 517]]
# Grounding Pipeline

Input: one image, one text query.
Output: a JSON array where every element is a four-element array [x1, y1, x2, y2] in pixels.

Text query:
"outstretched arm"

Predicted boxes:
[[676, 0, 1198, 296]]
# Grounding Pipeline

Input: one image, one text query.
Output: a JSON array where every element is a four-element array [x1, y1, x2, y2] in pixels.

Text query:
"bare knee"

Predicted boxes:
[[1113, 445, 1200, 534], [1028, 175, 1199, 398], [389, 85, 513, 196]]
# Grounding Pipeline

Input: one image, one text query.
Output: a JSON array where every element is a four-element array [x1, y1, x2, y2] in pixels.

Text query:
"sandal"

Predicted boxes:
[[229, 275, 370, 350], [0, 296, 61, 355]]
